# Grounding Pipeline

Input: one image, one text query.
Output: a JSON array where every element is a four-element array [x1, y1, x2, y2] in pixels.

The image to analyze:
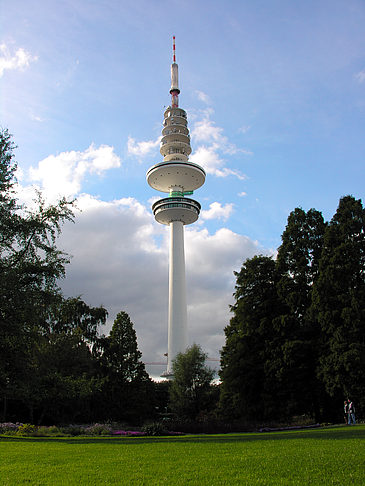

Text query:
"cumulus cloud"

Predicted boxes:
[[201, 202, 234, 221], [15, 96, 261, 378], [189, 109, 251, 179], [15, 136, 266, 379], [28, 143, 121, 201], [0, 43, 37, 77], [190, 144, 247, 180], [127, 136, 160, 158], [186, 227, 259, 281], [125, 106, 251, 181], [195, 90, 211, 104], [191, 114, 224, 144], [57, 199, 263, 378], [125, 104, 251, 183]]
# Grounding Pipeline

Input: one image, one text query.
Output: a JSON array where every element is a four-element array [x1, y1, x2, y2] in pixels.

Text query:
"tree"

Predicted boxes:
[[94, 311, 153, 422], [277, 207, 326, 317], [219, 256, 285, 421], [220, 197, 365, 423], [169, 344, 214, 420], [20, 332, 98, 424], [46, 296, 107, 345], [275, 208, 327, 420], [19, 297, 107, 424], [312, 196, 365, 411], [0, 129, 75, 418]]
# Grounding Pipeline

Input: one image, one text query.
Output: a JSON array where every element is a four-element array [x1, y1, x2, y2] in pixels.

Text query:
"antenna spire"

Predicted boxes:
[[170, 36, 180, 107]]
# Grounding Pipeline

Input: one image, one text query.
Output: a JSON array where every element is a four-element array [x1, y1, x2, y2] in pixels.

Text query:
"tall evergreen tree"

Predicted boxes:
[[94, 311, 153, 422], [277, 207, 326, 316], [276, 207, 326, 419], [312, 196, 365, 410], [219, 255, 285, 420]]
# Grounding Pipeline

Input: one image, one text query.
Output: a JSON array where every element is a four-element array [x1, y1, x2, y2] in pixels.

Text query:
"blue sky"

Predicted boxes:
[[1, 0, 365, 376]]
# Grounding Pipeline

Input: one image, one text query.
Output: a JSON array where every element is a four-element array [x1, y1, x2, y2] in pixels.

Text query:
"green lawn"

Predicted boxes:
[[0, 425, 364, 485]]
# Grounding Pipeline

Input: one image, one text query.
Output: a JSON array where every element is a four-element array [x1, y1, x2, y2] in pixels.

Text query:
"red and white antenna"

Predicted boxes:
[[170, 35, 180, 107]]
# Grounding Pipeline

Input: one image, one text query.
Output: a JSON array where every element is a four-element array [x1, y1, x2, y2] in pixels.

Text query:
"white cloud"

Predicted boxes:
[[54, 195, 264, 378], [195, 90, 211, 104], [28, 144, 121, 202], [354, 70, 365, 84], [190, 144, 247, 180], [238, 191, 247, 197], [127, 136, 160, 158], [15, 140, 265, 379], [126, 106, 251, 181], [191, 115, 224, 144], [201, 202, 234, 221], [0, 43, 37, 77], [29, 112, 44, 122], [186, 227, 259, 280], [189, 109, 251, 180], [190, 144, 222, 173]]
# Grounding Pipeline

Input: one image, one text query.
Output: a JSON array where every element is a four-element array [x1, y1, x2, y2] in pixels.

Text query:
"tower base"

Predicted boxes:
[[160, 370, 174, 380]]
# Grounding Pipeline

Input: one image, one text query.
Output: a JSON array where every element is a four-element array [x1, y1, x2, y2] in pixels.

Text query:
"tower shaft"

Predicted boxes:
[[167, 221, 188, 374]]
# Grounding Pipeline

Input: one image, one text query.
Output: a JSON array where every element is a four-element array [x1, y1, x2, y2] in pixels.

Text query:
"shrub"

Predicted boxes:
[[112, 430, 145, 436], [60, 425, 83, 436], [16, 424, 37, 436], [0, 422, 21, 434], [142, 422, 169, 436], [83, 424, 112, 436], [35, 426, 65, 437]]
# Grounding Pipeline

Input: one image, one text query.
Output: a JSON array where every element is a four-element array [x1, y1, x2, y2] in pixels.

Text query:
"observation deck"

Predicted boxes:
[[152, 197, 201, 225], [147, 161, 205, 193]]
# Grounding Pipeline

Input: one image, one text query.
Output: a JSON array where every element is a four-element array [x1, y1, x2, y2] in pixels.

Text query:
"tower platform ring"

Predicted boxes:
[[152, 197, 201, 225], [146, 161, 206, 193]]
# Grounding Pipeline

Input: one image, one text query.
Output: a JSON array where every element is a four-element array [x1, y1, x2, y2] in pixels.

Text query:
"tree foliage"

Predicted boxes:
[[312, 196, 365, 407], [169, 344, 215, 420], [0, 129, 153, 424], [0, 128, 77, 418], [220, 198, 365, 422], [220, 256, 285, 420], [94, 311, 154, 422]]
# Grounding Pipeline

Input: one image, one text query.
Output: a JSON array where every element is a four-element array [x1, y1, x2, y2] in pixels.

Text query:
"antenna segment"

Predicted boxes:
[[170, 36, 180, 107]]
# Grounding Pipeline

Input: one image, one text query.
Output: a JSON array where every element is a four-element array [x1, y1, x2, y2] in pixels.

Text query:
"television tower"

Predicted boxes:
[[146, 37, 206, 377]]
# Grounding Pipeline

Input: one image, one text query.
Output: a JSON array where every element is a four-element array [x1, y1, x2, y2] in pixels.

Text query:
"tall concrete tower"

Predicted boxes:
[[146, 37, 206, 377]]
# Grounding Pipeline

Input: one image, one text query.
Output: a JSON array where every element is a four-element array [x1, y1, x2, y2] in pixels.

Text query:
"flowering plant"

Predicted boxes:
[[83, 423, 112, 435], [0, 422, 22, 434], [16, 424, 37, 435], [112, 430, 146, 436]]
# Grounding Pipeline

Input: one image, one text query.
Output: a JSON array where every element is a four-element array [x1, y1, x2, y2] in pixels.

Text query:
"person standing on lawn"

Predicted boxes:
[[347, 399, 356, 425], [344, 400, 348, 424]]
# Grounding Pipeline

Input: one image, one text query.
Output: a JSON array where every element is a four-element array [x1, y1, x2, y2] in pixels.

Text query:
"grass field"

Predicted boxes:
[[0, 425, 364, 485]]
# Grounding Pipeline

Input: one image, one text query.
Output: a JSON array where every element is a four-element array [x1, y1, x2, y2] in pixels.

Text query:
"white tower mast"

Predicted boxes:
[[146, 37, 206, 377]]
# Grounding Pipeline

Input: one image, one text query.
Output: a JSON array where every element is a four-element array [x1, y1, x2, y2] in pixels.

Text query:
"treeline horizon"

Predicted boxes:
[[1, 129, 364, 426]]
